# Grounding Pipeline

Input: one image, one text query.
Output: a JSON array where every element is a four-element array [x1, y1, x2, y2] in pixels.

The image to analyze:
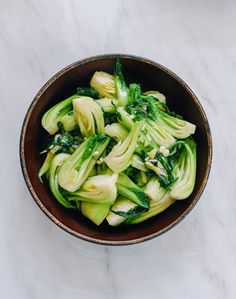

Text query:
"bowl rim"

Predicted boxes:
[[20, 53, 212, 245]]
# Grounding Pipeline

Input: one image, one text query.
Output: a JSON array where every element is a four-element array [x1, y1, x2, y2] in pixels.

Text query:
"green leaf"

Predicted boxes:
[[112, 206, 148, 222], [114, 57, 129, 107], [77, 87, 99, 98]]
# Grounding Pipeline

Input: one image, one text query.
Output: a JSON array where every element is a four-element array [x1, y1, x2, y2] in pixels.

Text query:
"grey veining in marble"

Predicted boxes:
[[1, 0, 236, 298]]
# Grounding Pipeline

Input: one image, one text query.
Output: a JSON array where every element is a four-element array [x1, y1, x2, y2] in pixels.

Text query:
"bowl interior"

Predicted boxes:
[[21, 55, 212, 245]]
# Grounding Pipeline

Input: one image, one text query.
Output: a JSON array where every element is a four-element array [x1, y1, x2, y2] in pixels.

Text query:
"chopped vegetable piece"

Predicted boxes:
[[58, 134, 109, 192], [77, 87, 99, 98], [95, 99, 119, 113], [69, 173, 118, 203], [105, 123, 129, 141], [81, 202, 112, 225], [114, 58, 129, 107], [42, 95, 79, 135], [60, 111, 78, 132], [90, 71, 116, 98], [116, 173, 150, 208], [170, 138, 197, 199], [130, 195, 174, 224], [144, 90, 166, 103], [104, 121, 143, 172], [49, 153, 76, 209], [73, 97, 105, 137], [106, 197, 139, 226], [38, 150, 56, 182]]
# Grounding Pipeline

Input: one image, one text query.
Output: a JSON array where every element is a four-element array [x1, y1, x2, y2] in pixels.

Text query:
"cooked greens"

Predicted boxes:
[[58, 134, 110, 192], [106, 196, 142, 226], [42, 95, 79, 135], [104, 121, 143, 173], [90, 71, 116, 98], [73, 97, 105, 137], [81, 202, 112, 225], [169, 138, 197, 199], [48, 153, 76, 209], [39, 57, 197, 226], [114, 57, 129, 107], [69, 173, 118, 203], [116, 173, 150, 208]]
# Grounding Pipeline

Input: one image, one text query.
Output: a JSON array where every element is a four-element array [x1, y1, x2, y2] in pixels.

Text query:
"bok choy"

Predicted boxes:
[[58, 134, 109, 192], [38, 57, 197, 226]]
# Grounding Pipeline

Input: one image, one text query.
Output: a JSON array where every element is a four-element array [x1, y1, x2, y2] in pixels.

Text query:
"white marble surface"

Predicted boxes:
[[1, 0, 236, 298]]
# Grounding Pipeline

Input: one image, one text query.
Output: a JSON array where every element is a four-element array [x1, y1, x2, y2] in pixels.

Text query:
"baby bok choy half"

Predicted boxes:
[[58, 134, 109, 192], [38, 57, 197, 226]]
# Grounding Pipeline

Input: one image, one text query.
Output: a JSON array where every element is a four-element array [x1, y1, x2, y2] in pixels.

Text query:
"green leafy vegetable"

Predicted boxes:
[[81, 202, 112, 225], [170, 138, 197, 199], [143, 120, 176, 148], [145, 149, 177, 190], [113, 206, 147, 221], [129, 195, 174, 224], [42, 95, 78, 135], [46, 124, 83, 154], [90, 71, 116, 98], [95, 99, 119, 113], [39, 57, 197, 227], [116, 107, 134, 130], [77, 87, 99, 98], [116, 173, 150, 208], [144, 177, 167, 201], [128, 83, 142, 104], [105, 123, 129, 141], [144, 90, 166, 104], [104, 121, 143, 172], [114, 57, 129, 107], [48, 153, 76, 209], [151, 108, 196, 139], [68, 173, 118, 203], [106, 196, 139, 226], [38, 150, 56, 182], [131, 154, 147, 172], [58, 134, 110, 192], [73, 97, 105, 137], [60, 111, 78, 132]]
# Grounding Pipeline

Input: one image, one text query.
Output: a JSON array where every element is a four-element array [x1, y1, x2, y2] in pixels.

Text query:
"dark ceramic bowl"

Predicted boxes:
[[20, 54, 212, 245]]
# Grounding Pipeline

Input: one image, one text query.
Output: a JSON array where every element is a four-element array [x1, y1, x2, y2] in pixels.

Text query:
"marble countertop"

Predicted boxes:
[[1, 1, 236, 298]]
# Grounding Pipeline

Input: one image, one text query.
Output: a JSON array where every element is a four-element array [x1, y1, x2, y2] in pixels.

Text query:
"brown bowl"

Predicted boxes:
[[20, 54, 212, 245]]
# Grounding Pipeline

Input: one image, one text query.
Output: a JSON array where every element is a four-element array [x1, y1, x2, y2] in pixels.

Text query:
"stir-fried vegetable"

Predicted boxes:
[[95, 99, 119, 113], [73, 97, 104, 137], [169, 138, 197, 199], [38, 57, 197, 226], [130, 179, 174, 224], [114, 58, 129, 107], [129, 195, 174, 224], [58, 134, 109, 192], [38, 150, 56, 182], [81, 202, 112, 225], [104, 121, 143, 172], [90, 71, 116, 98], [106, 197, 140, 226], [105, 123, 129, 141], [60, 111, 78, 132], [144, 90, 166, 104], [77, 87, 99, 98], [116, 173, 150, 208], [48, 153, 76, 209], [42, 95, 79, 135], [68, 174, 118, 203]]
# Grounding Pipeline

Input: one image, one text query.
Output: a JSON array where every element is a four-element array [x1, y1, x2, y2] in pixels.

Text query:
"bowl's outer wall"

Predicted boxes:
[[21, 55, 212, 244]]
